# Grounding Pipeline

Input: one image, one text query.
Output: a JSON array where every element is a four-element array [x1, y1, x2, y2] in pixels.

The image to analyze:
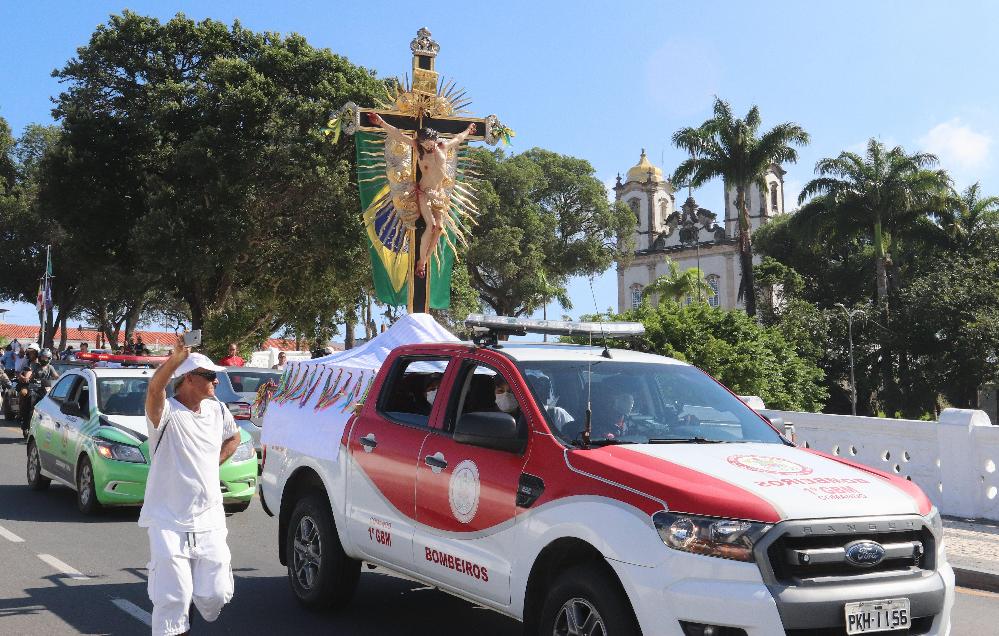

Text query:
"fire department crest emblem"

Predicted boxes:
[[727, 454, 813, 476], [448, 460, 481, 524]]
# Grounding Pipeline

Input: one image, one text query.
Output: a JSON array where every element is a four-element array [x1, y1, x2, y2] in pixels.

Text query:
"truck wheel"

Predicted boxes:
[[286, 494, 360, 609], [26, 440, 50, 491], [538, 563, 639, 636], [76, 456, 102, 515]]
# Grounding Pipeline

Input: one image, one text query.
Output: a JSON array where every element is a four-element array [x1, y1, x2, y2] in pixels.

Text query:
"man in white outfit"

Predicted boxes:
[[141, 341, 242, 635]]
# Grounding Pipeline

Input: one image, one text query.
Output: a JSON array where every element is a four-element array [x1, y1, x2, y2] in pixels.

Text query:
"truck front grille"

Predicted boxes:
[[766, 527, 934, 584]]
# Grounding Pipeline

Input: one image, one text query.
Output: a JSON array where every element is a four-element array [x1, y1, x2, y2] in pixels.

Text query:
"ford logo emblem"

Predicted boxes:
[[845, 540, 886, 567]]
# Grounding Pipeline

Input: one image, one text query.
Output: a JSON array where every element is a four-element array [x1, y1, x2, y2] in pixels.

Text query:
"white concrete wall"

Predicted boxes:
[[758, 407, 999, 521]]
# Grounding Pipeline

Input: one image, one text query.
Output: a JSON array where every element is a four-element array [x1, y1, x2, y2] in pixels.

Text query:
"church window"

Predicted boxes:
[[707, 275, 721, 308], [631, 285, 643, 309], [770, 183, 779, 213], [628, 199, 640, 223]]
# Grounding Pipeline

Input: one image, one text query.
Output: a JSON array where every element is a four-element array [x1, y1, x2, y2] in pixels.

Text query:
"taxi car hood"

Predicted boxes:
[[569, 442, 931, 523], [100, 414, 149, 443]]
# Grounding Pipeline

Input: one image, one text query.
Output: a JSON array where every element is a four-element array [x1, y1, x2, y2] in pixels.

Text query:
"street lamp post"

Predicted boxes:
[[835, 303, 864, 416]]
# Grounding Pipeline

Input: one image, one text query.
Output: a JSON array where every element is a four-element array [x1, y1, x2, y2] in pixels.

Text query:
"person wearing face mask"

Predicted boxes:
[[493, 376, 519, 415], [525, 374, 575, 434], [419, 373, 443, 415]]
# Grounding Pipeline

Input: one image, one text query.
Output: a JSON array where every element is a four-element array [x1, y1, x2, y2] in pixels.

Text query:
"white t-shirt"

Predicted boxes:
[[139, 397, 239, 532]]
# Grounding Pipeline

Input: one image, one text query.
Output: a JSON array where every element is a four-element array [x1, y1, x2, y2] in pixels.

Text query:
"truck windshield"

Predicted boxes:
[[518, 361, 783, 446]]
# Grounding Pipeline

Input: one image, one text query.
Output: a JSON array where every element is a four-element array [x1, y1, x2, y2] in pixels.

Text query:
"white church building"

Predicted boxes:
[[615, 149, 788, 312]]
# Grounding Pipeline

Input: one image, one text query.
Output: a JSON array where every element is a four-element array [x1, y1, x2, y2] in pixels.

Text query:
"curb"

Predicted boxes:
[[954, 567, 999, 594]]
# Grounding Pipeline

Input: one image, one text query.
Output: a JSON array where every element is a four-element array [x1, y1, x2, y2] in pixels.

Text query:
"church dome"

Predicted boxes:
[[626, 149, 664, 184]]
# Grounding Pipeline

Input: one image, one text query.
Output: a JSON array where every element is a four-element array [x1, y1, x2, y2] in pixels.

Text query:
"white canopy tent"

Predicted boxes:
[[260, 313, 459, 462]]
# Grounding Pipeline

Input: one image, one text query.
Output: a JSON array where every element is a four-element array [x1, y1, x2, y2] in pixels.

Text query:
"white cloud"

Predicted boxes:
[[919, 118, 991, 171]]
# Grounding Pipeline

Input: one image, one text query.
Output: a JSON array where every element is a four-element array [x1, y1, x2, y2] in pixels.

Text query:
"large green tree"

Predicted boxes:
[[796, 139, 950, 311], [672, 98, 809, 317], [572, 302, 827, 411], [49, 11, 384, 355], [467, 147, 635, 317]]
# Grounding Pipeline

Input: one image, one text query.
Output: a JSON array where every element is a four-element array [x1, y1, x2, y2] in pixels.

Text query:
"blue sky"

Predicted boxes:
[[3, 0, 998, 330]]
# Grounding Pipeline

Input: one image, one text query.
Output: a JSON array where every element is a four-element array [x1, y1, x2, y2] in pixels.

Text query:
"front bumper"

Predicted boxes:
[[220, 458, 258, 502], [93, 453, 150, 505], [91, 452, 258, 506], [609, 540, 953, 635]]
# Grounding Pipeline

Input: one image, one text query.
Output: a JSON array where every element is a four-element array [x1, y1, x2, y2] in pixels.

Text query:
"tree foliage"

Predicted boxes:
[[467, 147, 635, 317], [34, 11, 386, 356], [570, 302, 827, 411], [642, 257, 714, 305], [672, 98, 808, 316]]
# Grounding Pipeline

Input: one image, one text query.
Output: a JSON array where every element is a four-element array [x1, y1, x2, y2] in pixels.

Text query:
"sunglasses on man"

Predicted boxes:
[[188, 370, 218, 381]]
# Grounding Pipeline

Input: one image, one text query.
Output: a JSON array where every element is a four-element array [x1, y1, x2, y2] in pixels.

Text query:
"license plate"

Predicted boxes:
[[845, 598, 910, 634]]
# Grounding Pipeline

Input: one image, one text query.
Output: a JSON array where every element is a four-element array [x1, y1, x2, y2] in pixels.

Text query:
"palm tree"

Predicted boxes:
[[642, 258, 714, 306], [939, 182, 999, 247], [672, 98, 809, 317], [796, 139, 951, 310]]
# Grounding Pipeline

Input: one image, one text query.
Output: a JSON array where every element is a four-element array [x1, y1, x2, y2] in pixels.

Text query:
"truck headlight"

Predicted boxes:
[[653, 512, 771, 563], [924, 507, 943, 537], [230, 441, 255, 463], [95, 440, 146, 464]]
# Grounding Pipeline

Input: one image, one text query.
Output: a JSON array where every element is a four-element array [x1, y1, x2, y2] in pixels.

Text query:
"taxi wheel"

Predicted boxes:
[[538, 563, 639, 636], [76, 456, 102, 515], [286, 494, 360, 609], [26, 440, 50, 491]]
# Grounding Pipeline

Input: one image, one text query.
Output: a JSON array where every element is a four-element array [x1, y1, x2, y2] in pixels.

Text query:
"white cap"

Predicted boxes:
[[171, 352, 226, 379], [27, 343, 40, 352]]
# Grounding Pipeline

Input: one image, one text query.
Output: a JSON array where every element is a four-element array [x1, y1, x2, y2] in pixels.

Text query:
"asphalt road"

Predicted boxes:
[[0, 418, 996, 635]]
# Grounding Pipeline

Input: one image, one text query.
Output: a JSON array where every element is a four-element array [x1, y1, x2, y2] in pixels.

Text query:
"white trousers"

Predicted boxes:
[[147, 526, 234, 636]]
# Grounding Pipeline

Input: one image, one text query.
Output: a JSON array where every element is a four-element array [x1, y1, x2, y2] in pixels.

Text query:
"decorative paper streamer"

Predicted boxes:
[[300, 368, 328, 408]]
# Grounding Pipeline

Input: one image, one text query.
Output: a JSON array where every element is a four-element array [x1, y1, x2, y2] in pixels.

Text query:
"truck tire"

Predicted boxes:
[[285, 494, 360, 609], [538, 563, 640, 636], [26, 439, 50, 491]]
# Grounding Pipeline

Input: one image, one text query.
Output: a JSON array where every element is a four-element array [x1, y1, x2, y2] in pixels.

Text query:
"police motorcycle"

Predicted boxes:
[[17, 347, 56, 438]]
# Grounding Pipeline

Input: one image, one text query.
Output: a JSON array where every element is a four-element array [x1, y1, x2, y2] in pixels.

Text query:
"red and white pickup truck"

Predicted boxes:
[[260, 316, 953, 636]]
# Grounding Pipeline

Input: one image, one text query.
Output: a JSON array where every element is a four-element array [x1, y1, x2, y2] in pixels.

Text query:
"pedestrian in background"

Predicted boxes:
[[271, 351, 287, 371], [218, 343, 244, 367], [141, 339, 241, 636]]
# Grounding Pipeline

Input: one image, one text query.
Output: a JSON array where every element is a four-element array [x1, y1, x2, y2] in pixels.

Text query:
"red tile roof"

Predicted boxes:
[[0, 323, 320, 352]]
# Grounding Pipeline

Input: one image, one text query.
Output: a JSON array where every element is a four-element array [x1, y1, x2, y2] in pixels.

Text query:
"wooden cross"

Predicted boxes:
[[349, 29, 491, 313]]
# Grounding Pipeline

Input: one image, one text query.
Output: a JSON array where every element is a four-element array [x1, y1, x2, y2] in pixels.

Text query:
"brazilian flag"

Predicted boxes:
[[356, 132, 455, 309]]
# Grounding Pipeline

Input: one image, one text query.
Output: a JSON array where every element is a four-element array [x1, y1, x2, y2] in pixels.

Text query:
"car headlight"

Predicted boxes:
[[95, 440, 146, 464], [229, 441, 255, 463], [653, 511, 771, 563]]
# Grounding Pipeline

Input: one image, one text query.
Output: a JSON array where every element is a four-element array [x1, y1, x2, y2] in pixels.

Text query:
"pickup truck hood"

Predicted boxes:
[[575, 442, 927, 523]]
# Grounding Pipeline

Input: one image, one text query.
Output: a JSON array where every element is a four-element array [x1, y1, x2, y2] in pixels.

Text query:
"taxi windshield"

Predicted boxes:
[[518, 360, 784, 447], [97, 377, 149, 416]]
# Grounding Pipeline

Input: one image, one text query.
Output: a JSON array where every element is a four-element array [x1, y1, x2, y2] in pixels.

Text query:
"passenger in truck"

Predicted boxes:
[[416, 373, 442, 415]]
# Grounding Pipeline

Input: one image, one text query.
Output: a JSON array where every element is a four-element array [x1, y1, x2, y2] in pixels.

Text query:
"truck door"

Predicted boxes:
[[413, 360, 530, 605], [346, 356, 452, 571]]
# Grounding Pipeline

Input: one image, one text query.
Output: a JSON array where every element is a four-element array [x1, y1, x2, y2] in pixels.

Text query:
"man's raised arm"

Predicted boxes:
[[145, 339, 188, 429]]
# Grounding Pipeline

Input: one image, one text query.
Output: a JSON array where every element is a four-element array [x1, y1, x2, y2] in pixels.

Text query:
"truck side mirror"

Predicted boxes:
[[454, 411, 524, 453]]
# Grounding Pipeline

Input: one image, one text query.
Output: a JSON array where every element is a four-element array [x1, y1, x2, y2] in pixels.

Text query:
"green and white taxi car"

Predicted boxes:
[[25, 367, 258, 515]]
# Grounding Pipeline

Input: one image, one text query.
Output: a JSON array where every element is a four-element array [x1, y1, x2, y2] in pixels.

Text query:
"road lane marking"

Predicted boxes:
[[0, 524, 25, 542], [957, 586, 999, 599], [37, 554, 90, 580], [111, 598, 152, 626]]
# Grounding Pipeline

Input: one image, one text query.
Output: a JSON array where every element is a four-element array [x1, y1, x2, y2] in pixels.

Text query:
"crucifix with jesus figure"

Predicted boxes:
[[325, 27, 513, 314]]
